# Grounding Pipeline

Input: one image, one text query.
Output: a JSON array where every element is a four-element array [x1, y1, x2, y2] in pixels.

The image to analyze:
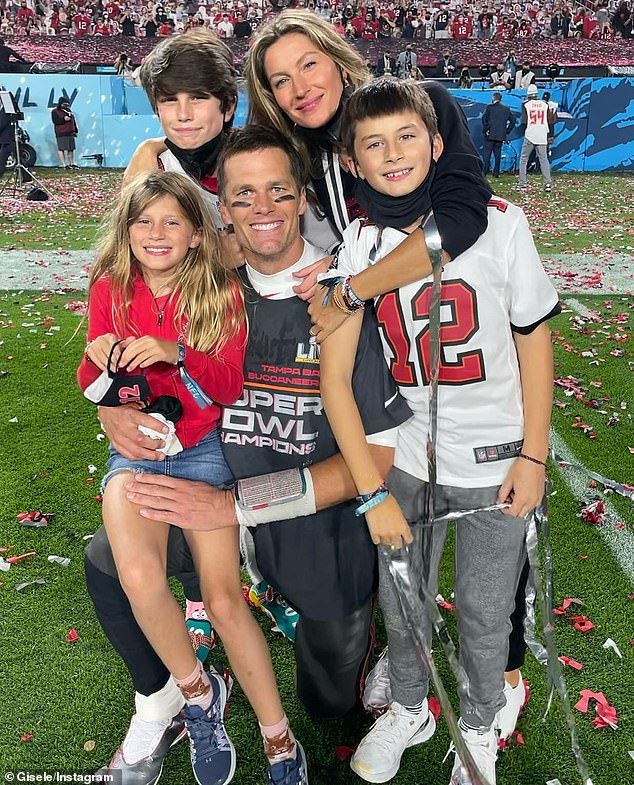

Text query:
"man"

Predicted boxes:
[[433, 3, 450, 37], [518, 83, 554, 192], [481, 91, 513, 177], [489, 60, 512, 90], [435, 48, 456, 78], [375, 49, 396, 76], [514, 59, 535, 89], [396, 42, 416, 78], [88, 126, 411, 783]]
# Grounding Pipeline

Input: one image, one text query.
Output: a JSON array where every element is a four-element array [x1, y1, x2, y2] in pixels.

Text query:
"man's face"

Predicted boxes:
[[156, 92, 235, 150], [220, 147, 307, 274], [352, 109, 443, 200]]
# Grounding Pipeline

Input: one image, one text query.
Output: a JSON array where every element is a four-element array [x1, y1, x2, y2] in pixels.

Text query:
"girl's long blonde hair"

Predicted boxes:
[[244, 10, 371, 137], [89, 171, 244, 355]]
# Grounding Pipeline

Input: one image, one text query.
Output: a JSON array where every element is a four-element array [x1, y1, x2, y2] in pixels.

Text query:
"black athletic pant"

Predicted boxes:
[[84, 525, 374, 720]]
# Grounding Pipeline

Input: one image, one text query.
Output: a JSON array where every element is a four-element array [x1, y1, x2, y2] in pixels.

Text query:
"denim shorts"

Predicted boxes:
[[101, 426, 233, 492]]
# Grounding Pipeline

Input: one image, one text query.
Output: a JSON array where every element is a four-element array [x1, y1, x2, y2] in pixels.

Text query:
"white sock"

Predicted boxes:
[[121, 715, 171, 764]]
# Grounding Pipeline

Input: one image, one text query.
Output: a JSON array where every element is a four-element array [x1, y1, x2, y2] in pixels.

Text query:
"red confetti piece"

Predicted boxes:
[[66, 628, 80, 643], [94, 495, 103, 502], [334, 745, 356, 762], [559, 656, 584, 671], [6, 551, 37, 564], [428, 696, 442, 722], [86, 477, 95, 485], [579, 500, 606, 525], [579, 555, 588, 560], [437, 599, 456, 611], [553, 597, 583, 615], [570, 616, 595, 633], [21, 734, 32, 742]]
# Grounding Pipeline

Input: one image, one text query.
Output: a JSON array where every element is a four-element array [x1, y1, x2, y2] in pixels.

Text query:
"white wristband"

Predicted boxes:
[[235, 468, 316, 527]]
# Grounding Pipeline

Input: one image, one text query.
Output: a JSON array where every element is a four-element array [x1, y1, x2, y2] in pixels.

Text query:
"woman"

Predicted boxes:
[[244, 8, 529, 741], [244, 9, 492, 290]]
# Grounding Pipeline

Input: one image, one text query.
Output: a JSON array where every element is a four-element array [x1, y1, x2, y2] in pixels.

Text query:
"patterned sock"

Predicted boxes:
[[175, 661, 213, 711], [260, 715, 297, 764]]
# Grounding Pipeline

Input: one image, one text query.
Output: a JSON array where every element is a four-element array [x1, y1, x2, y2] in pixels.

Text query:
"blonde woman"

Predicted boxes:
[[244, 9, 491, 263], [77, 170, 307, 785]]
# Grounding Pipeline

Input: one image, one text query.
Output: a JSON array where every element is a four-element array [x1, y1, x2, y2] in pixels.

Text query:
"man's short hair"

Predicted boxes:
[[217, 125, 308, 198], [341, 78, 438, 158], [140, 28, 236, 117], [492, 91, 502, 101]]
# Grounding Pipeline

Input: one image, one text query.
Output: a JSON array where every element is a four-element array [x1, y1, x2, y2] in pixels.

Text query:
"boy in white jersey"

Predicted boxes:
[[319, 78, 560, 785]]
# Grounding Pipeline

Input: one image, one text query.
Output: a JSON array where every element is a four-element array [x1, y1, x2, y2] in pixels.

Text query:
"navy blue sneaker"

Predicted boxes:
[[267, 741, 309, 785], [182, 671, 236, 785]]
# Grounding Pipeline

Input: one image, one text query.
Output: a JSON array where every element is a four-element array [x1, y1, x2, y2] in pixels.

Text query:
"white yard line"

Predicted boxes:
[[549, 427, 634, 587]]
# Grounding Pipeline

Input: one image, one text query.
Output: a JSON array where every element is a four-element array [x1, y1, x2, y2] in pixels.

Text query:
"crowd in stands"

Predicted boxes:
[[0, 0, 631, 40]]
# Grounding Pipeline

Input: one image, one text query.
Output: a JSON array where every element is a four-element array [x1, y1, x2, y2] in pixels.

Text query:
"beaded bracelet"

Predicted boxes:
[[331, 284, 353, 315], [341, 276, 365, 310], [519, 453, 547, 468]]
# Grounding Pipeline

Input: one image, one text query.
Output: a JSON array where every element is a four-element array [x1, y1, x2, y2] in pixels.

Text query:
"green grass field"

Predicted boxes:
[[0, 171, 632, 785]]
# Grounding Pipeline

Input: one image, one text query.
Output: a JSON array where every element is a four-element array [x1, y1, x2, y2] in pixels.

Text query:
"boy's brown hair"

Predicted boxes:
[[341, 78, 439, 159], [140, 28, 237, 122]]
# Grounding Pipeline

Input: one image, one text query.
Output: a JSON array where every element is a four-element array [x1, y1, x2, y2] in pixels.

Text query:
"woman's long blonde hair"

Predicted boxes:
[[245, 10, 371, 136], [89, 171, 244, 355]]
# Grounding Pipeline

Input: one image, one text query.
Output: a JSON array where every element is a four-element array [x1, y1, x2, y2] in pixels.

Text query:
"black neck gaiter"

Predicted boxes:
[[293, 86, 353, 151], [352, 162, 436, 229], [164, 131, 225, 181]]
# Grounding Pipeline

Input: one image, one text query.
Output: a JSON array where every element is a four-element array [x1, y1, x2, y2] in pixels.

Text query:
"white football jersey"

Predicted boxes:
[[334, 198, 559, 487], [524, 99, 550, 145], [158, 149, 225, 230]]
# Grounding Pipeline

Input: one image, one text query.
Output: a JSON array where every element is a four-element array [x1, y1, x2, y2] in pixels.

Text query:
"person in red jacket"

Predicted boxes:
[[51, 97, 79, 169], [77, 170, 307, 785]]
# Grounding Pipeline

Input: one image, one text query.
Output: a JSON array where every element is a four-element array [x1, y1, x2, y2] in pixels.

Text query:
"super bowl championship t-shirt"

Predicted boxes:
[[221, 246, 411, 620]]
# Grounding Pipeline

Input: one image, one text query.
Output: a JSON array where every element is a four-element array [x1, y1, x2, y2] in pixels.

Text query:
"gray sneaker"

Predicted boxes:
[[95, 714, 186, 785]]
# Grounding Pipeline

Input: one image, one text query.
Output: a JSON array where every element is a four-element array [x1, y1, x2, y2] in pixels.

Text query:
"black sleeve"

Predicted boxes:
[[421, 80, 493, 260], [352, 305, 412, 437]]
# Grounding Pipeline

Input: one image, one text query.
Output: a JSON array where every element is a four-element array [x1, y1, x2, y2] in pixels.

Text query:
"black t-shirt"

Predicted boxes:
[[221, 271, 412, 620]]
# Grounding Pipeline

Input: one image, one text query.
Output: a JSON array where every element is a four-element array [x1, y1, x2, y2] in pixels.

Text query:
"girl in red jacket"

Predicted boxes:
[[77, 171, 304, 785]]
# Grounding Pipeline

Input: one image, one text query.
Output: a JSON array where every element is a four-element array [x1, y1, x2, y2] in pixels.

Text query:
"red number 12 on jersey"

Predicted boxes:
[[375, 280, 486, 387]]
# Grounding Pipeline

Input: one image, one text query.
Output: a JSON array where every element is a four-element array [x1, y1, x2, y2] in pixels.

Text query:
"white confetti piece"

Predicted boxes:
[[602, 638, 623, 658], [48, 555, 71, 567]]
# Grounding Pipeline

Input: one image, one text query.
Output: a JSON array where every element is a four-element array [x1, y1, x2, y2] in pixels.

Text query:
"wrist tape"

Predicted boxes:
[[234, 467, 316, 527]]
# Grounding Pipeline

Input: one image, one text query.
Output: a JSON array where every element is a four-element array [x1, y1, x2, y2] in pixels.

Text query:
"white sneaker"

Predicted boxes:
[[449, 722, 497, 785], [494, 676, 527, 740], [351, 699, 436, 783], [362, 647, 392, 716]]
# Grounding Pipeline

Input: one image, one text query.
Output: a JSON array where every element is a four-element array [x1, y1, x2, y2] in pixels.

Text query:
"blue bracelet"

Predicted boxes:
[[355, 490, 389, 517]]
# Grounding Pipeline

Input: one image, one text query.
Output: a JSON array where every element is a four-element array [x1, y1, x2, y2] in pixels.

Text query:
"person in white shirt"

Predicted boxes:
[[519, 83, 554, 191], [514, 60, 535, 89], [217, 12, 234, 37]]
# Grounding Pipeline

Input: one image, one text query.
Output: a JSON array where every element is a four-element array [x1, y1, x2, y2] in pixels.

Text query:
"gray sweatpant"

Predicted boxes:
[[519, 139, 552, 187], [381, 467, 527, 729]]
